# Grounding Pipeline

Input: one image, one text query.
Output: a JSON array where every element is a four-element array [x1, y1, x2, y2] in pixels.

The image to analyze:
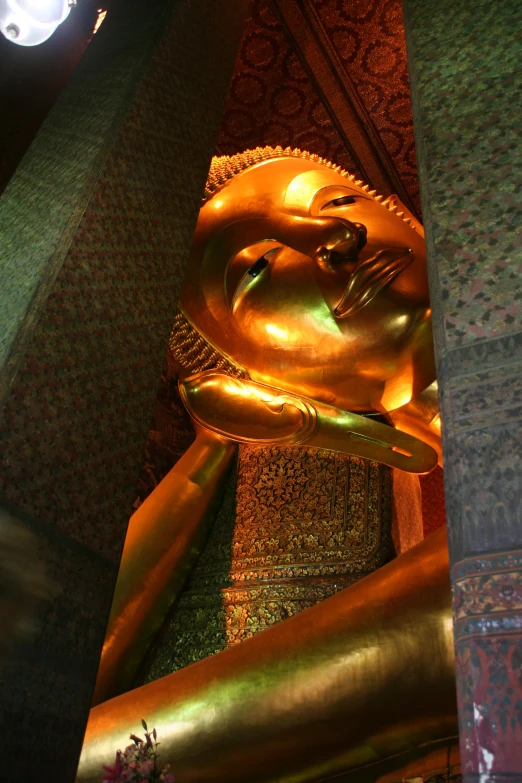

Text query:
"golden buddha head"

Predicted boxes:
[[174, 147, 435, 414]]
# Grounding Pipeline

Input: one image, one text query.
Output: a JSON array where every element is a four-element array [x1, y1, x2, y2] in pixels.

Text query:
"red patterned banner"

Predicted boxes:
[[452, 551, 522, 781]]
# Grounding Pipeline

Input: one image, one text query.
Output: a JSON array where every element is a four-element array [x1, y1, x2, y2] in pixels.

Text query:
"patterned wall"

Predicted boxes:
[[0, 2, 247, 780], [216, 0, 421, 214], [312, 0, 420, 207], [404, 0, 522, 777], [215, 1, 361, 178]]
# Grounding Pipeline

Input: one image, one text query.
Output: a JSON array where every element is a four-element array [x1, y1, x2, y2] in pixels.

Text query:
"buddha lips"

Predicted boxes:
[[334, 246, 414, 317]]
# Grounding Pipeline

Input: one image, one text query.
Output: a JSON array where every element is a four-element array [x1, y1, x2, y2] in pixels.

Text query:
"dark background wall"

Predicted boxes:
[[0, 1, 247, 779]]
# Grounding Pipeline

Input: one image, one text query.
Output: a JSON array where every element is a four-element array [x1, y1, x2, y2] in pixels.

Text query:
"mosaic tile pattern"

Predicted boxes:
[[405, 1, 522, 779], [141, 447, 392, 680], [405, 0, 522, 351], [0, 0, 246, 563], [311, 0, 420, 213], [0, 2, 247, 781], [430, 331, 522, 559], [439, 349, 522, 558], [216, 0, 421, 213], [0, 0, 165, 406], [420, 466, 447, 538], [133, 352, 195, 512]]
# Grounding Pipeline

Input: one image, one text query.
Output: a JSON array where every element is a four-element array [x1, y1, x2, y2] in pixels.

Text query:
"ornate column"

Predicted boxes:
[[0, 1, 247, 780], [404, 1, 522, 780]]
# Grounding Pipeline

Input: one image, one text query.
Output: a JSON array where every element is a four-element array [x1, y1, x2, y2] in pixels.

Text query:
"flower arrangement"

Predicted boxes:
[[102, 720, 174, 783]]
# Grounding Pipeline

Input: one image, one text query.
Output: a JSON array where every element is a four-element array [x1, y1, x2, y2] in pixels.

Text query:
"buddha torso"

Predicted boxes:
[[140, 444, 393, 681]]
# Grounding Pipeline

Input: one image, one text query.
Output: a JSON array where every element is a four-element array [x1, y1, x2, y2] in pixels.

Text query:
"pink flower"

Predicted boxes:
[[102, 753, 125, 783], [138, 760, 154, 776], [104, 722, 173, 783]]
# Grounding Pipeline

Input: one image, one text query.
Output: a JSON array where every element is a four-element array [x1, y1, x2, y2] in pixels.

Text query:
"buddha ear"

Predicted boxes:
[[382, 194, 424, 237], [179, 371, 438, 474]]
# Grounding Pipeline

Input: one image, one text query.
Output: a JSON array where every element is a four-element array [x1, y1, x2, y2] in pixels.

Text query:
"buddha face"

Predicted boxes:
[[181, 156, 435, 413]]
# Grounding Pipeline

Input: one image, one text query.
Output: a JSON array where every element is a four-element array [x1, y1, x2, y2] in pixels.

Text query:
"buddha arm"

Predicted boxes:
[[91, 428, 236, 706], [78, 527, 457, 783]]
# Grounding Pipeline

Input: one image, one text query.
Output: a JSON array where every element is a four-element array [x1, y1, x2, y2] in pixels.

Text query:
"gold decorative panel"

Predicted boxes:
[[140, 446, 392, 683]]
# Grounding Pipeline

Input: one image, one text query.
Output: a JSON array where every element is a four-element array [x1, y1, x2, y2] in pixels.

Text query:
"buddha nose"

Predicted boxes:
[[353, 223, 368, 253], [327, 220, 367, 260], [313, 219, 368, 273]]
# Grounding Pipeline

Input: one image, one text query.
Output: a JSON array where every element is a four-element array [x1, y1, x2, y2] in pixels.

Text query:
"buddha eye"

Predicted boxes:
[[322, 195, 357, 209], [232, 254, 271, 309], [245, 256, 269, 278]]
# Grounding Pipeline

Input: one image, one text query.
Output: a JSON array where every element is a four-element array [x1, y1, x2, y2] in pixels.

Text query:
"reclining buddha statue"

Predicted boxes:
[[77, 148, 458, 783]]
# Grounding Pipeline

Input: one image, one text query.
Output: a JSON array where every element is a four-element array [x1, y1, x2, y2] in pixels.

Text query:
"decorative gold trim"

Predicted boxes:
[[169, 310, 248, 378]]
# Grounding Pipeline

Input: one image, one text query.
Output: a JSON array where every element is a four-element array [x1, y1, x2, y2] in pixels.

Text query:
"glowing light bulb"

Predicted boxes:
[[0, 0, 75, 47]]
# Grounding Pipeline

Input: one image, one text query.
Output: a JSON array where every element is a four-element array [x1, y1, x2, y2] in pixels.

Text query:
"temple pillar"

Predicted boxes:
[[0, 1, 247, 780], [403, 1, 522, 780]]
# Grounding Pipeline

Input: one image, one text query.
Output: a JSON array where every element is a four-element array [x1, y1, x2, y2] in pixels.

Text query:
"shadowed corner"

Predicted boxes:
[[0, 503, 58, 665]]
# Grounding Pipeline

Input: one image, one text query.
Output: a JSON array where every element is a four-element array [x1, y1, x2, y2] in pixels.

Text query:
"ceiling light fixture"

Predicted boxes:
[[0, 0, 76, 47]]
